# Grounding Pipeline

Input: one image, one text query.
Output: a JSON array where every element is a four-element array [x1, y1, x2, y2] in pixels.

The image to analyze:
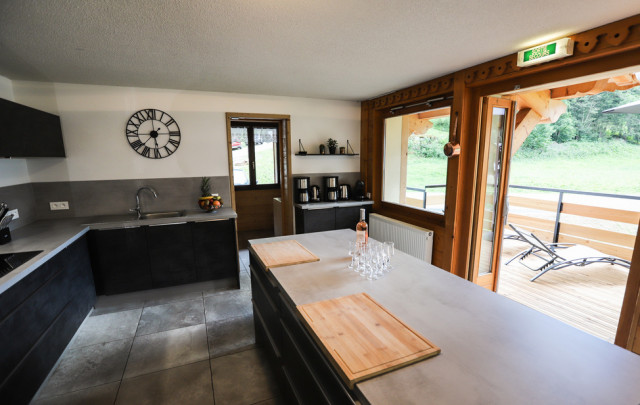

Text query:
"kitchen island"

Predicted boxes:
[[249, 229, 640, 404]]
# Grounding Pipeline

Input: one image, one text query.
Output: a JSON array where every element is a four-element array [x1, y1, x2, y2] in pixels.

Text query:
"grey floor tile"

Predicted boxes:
[[37, 339, 132, 398], [143, 286, 203, 307], [202, 278, 240, 297], [207, 313, 255, 357], [136, 299, 205, 336], [72, 308, 142, 348], [239, 270, 251, 290], [92, 291, 147, 316], [124, 324, 209, 379], [239, 249, 250, 266], [116, 361, 214, 405], [211, 348, 279, 405], [204, 290, 252, 323], [31, 381, 119, 405]]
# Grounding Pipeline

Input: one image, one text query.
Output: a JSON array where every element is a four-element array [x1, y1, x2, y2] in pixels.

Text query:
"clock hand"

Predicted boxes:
[[154, 138, 159, 148]]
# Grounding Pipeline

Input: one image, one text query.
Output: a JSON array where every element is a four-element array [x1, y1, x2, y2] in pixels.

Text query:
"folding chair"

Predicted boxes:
[[505, 224, 630, 282]]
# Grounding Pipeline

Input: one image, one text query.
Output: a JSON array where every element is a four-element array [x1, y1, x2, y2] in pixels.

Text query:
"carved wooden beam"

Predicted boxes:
[[550, 74, 640, 99], [511, 108, 542, 157]]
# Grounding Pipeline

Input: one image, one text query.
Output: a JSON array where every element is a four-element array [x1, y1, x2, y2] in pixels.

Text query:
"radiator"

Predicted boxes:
[[369, 214, 433, 263]]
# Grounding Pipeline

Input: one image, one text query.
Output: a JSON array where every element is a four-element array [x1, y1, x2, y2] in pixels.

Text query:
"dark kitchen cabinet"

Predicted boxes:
[[191, 219, 238, 281], [88, 226, 152, 295], [0, 98, 66, 158], [89, 219, 240, 295], [147, 223, 196, 288], [250, 252, 357, 405], [295, 208, 335, 234], [295, 205, 370, 234], [0, 236, 95, 405]]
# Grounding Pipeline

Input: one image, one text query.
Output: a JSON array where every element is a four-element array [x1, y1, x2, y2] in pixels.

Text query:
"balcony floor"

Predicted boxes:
[[496, 238, 629, 343]]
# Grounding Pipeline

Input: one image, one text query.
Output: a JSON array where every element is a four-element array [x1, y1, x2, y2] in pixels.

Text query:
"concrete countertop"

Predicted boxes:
[[0, 207, 237, 294], [249, 230, 640, 404], [295, 200, 373, 210]]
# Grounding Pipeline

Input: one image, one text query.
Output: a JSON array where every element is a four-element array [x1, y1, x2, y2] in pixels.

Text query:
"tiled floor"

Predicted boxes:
[[31, 249, 283, 405]]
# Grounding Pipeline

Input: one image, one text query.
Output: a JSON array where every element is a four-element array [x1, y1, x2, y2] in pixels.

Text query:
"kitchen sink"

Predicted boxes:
[[139, 210, 186, 220], [0, 250, 43, 277]]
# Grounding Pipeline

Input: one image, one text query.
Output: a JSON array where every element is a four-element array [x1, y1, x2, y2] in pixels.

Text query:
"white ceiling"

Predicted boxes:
[[0, 1, 638, 101]]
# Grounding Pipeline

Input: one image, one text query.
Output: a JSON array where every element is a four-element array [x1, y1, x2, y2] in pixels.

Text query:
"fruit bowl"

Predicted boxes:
[[198, 196, 223, 212]]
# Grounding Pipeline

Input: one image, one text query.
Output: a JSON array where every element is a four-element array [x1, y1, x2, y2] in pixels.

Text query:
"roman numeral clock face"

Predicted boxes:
[[126, 109, 181, 159]]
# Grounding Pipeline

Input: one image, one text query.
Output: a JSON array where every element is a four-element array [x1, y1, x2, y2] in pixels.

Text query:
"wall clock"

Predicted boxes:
[[125, 109, 181, 159]]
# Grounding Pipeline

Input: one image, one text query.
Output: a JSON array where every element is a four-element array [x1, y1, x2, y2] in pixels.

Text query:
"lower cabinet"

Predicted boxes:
[[89, 219, 239, 295], [295, 205, 370, 234], [250, 253, 357, 405], [147, 223, 196, 288], [0, 236, 96, 405]]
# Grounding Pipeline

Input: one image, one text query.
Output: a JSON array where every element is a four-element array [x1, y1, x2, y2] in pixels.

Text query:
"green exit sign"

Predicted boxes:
[[517, 38, 574, 67]]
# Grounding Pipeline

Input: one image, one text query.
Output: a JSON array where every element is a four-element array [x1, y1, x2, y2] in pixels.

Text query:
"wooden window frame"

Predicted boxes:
[[374, 95, 454, 229], [231, 121, 281, 191]]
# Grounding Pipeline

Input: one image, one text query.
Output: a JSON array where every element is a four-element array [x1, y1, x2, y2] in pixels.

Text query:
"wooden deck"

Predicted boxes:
[[496, 238, 629, 343]]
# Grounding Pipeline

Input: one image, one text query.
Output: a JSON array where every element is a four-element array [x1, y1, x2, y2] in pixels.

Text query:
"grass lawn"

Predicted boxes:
[[406, 143, 640, 196]]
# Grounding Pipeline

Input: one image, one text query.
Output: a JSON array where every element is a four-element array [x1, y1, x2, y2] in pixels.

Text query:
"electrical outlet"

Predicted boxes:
[[6, 208, 19, 219], [49, 201, 70, 211]]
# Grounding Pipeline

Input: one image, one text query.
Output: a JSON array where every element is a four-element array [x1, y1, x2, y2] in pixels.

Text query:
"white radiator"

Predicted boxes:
[[369, 214, 433, 263]]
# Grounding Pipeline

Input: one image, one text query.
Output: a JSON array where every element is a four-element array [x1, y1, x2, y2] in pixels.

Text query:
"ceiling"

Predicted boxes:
[[0, 1, 638, 102]]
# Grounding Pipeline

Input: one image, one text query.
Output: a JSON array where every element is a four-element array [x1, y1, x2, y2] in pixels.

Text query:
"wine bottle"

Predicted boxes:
[[356, 208, 368, 245]]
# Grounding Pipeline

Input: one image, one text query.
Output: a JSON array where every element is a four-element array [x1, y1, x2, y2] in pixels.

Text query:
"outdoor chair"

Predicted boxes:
[[505, 224, 631, 282]]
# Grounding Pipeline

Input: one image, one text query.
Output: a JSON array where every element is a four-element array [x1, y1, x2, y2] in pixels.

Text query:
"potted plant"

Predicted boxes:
[[327, 138, 338, 154], [198, 177, 223, 211]]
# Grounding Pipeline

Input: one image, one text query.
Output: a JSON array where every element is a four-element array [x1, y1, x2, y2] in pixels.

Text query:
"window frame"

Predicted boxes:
[[377, 97, 454, 226], [231, 121, 281, 191]]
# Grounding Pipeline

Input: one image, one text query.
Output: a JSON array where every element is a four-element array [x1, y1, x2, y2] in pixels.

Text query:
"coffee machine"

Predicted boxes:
[[353, 180, 366, 200], [294, 176, 310, 203], [324, 176, 339, 202]]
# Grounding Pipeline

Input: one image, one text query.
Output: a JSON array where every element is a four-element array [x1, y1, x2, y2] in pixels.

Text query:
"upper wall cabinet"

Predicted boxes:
[[0, 98, 66, 158]]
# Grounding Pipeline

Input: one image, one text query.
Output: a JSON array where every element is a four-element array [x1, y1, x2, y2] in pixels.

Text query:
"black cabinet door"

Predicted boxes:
[[147, 223, 196, 288], [334, 206, 362, 230], [191, 219, 238, 281], [88, 227, 152, 295], [300, 208, 336, 233]]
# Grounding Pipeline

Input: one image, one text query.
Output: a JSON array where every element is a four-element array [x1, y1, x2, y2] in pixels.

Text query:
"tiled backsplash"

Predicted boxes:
[[0, 176, 231, 230]]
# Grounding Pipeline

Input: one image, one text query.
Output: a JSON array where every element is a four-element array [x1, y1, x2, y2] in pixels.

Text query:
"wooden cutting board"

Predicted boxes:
[[250, 239, 319, 270], [297, 292, 440, 388]]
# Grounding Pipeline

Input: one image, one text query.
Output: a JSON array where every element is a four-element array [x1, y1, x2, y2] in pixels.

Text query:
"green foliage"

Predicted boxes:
[[522, 123, 552, 150], [536, 86, 640, 145], [407, 127, 449, 159]]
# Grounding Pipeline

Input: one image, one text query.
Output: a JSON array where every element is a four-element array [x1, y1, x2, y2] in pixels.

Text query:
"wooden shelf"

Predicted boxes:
[[295, 153, 359, 156]]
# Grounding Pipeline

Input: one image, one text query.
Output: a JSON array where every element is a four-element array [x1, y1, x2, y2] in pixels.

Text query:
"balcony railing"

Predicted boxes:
[[406, 184, 640, 260]]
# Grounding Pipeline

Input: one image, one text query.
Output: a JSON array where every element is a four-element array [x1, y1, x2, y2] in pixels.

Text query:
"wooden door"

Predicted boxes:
[[469, 97, 516, 291]]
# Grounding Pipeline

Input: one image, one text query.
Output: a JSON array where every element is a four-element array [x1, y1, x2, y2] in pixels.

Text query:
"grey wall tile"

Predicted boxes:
[[0, 182, 36, 229], [292, 171, 362, 197], [32, 176, 231, 219]]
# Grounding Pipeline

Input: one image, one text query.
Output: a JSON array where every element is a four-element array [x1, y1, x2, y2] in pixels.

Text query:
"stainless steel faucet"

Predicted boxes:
[[131, 186, 158, 219]]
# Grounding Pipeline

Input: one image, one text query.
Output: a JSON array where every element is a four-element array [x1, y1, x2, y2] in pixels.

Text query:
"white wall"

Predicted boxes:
[[383, 116, 402, 202], [12, 81, 360, 182], [0, 75, 31, 188]]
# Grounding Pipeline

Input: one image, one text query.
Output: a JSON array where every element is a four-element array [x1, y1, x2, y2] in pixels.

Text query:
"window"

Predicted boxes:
[[382, 106, 450, 214], [231, 122, 280, 188]]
